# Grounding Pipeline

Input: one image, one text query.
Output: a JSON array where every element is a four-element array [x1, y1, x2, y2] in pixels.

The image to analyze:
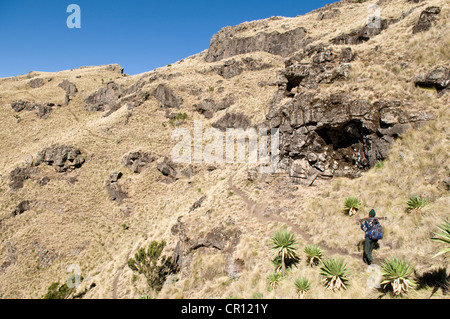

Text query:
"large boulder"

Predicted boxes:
[[58, 80, 78, 105], [9, 167, 32, 190], [195, 95, 235, 119], [11, 200, 33, 218], [122, 151, 156, 173], [11, 100, 32, 112], [35, 145, 85, 173], [105, 172, 127, 204], [412, 6, 441, 34], [413, 66, 449, 96]]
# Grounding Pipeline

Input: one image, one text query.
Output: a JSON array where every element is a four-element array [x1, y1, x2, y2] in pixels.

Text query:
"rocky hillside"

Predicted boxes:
[[0, 0, 449, 299]]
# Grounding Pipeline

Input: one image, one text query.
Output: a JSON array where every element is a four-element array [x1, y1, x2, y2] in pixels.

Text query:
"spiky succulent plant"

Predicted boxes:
[[343, 197, 361, 216], [294, 277, 312, 299], [431, 220, 450, 258], [380, 258, 416, 296], [406, 196, 429, 213], [320, 258, 351, 292], [271, 229, 299, 276], [304, 244, 323, 267]]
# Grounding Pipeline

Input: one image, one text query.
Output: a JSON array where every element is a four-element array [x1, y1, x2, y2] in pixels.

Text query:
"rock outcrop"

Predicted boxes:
[[205, 24, 311, 62], [412, 6, 441, 34], [35, 145, 85, 173], [58, 80, 78, 105], [11, 200, 33, 218], [105, 172, 127, 205], [9, 167, 33, 190], [280, 44, 354, 92], [414, 66, 449, 96], [195, 95, 235, 119], [29, 78, 44, 89], [152, 83, 183, 109], [212, 113, 252, 131], [171, 217, 241, 277], [122, 151, 156, 173], [84, 80, 148, 116], [265, 92, 434, 182]]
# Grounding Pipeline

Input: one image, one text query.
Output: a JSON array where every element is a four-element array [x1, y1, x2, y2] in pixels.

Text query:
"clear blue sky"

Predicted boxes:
[[0, 0, 334, 78]]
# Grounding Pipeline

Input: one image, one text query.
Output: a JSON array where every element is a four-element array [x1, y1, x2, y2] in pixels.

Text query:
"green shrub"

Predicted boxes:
[[128, 240, 179, 293]]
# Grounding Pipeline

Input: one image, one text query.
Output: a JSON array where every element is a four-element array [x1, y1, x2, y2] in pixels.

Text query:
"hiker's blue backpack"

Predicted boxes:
[[370, 222, 384, 240]]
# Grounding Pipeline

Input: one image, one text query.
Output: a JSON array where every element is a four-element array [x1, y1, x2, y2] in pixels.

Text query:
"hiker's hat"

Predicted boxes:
[[369, 209, 376, 217]]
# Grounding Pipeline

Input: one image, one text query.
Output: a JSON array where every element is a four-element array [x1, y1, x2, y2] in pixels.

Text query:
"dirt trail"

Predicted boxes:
[[112, 250, 132, 299], [227, 175, 372, 265]]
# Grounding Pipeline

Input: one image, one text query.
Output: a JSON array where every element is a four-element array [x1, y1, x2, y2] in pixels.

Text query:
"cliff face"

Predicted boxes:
[[0, 0, 449, 299], [205, 24, 311, 62]]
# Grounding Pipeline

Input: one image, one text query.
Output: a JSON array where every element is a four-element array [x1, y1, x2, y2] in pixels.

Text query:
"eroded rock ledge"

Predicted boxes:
[[264, 92, 434, 182]]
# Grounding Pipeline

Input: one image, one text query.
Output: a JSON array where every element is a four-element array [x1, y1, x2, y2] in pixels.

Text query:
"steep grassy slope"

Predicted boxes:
[[0, 0, 448, 299]]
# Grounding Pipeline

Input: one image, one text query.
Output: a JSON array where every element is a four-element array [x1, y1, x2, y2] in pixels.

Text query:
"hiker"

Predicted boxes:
[[360, 209, 381, 265]]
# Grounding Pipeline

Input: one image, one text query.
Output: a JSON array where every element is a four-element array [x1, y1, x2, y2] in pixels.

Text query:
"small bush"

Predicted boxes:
[[128, 240, 179, 293]]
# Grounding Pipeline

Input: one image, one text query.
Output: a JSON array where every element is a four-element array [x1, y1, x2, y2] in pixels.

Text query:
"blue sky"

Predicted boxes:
[[0, 0, 333, 78]]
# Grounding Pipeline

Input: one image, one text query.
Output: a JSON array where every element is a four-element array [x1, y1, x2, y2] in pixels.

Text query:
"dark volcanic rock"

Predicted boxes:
[[35, 103, 53, 119], [171, 217, 241, 275], [85, 82, 122, 112], [413, 66, 449, 96], [152, 83, 183, 109], [58, 80, 78, 105], [195, 95, 235, 118], [11, 100, 54, 118], [9, 167, 32, 190], [157, 156, 179, 179], [122, 151, 155, 173], [265, 91, 434, 181], [279, 45, 352, 92], [35, 145, 85, 173], [205, 25, 311, 62], [11, 200, 33, 218], [84, 79, 148, 115], [29, 78, 44, 89], [412, 6, 441, 34], [11, 100, 32, 112], [106, 172, 127, 204], [212, 113, 252, 131]]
